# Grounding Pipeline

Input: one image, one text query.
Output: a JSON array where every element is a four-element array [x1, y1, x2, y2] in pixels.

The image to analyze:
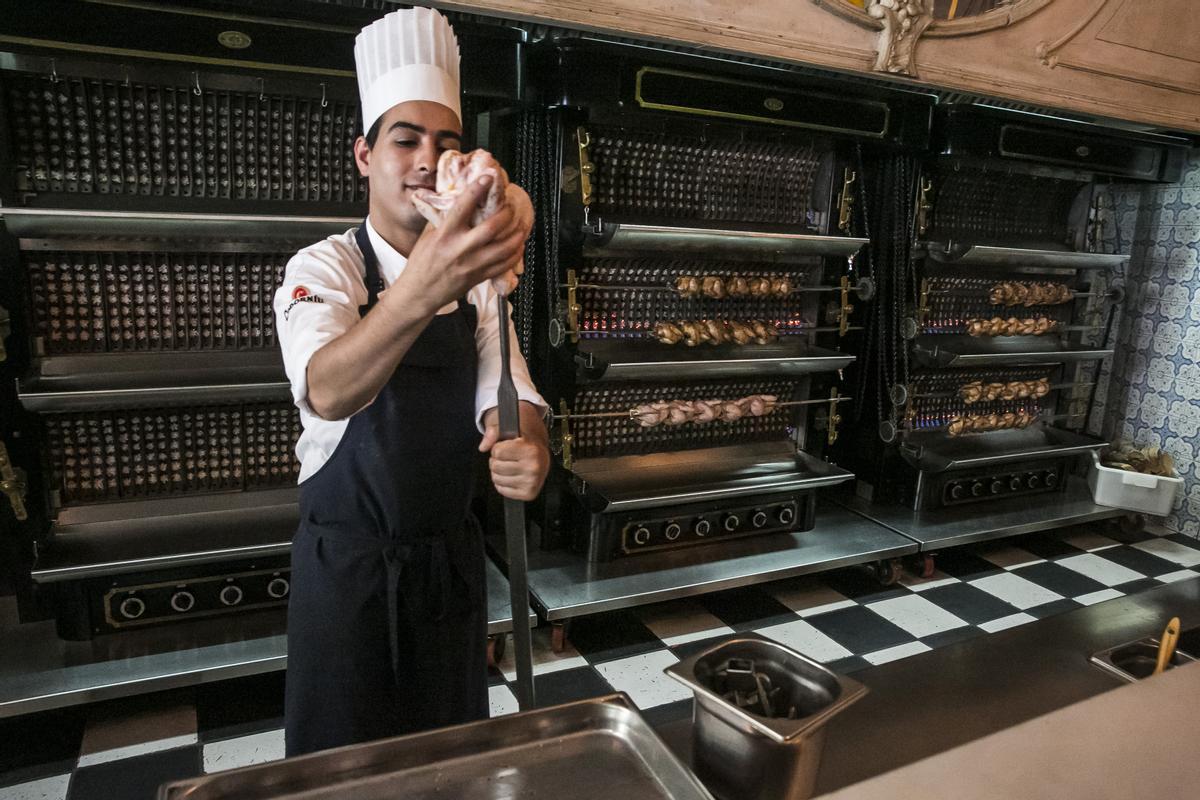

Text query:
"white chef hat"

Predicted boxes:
[[355, 6, 462, 135]]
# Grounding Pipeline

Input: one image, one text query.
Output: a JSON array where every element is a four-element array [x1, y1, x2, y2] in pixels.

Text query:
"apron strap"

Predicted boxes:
[[356, 221, 471, 318]]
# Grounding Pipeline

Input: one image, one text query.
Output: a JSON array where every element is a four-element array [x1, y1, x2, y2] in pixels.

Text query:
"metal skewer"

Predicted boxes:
[[495, 291, 535, 710], [553, 395, 853, 422]]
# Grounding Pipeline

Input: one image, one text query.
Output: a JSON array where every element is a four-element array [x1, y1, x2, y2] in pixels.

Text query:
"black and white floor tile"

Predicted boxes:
[[4, 525, 1200, 800]]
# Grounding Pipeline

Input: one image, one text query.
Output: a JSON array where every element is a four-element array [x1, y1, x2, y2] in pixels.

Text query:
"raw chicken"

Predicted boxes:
[[411, 149, 534, 296]]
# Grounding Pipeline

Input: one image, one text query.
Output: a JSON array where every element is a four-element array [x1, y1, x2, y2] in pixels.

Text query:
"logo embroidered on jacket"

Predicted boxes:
[[284, 287, 325, 320]]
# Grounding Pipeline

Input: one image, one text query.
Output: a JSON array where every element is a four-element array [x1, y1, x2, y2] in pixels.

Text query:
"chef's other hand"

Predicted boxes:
[[402, 175, 526, 314], [480, 406, 550, 502]]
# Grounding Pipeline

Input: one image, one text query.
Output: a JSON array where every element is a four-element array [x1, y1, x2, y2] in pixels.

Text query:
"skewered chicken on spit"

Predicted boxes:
[[988, 281, 1073, 307], [411, 148, 533, 295], [630, 394, 779, 428], [673, 274, 792, 299], [947, 408, 1039, 437], [653, 319, 780, 346], [958, 377, 1051, 404], [965, 316, 1059, 337]]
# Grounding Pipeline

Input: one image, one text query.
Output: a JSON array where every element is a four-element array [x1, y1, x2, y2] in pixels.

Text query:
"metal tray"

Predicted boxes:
[[574, 338, 855, 381], [158, 694, 714, 800], [923, 242, 1127, 271], [585, 222, 867, 261], [913, 335, 1112, 368], [899, 425, 1104, 473], [572, 442, 854, 512]]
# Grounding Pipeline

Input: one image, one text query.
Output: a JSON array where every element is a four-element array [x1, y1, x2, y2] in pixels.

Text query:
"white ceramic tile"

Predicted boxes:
[[637, 600, 734, 646], [897, 571, 960, 592], [488, 684, 519, 718], [1056, 553, 1146, 586], [979, 613, 1038, 633], [1133, 537, 1200, 567], [757, 618, 853, 663], [1059, 531, 1120, 552], [767, 579, 856, 617], [977, 545, 1043, 570], [498, 628, 588, 681], [866, 594, 968, 639], [969, 573, 1065, 610], [0, 775, 70, 800], [1073, 588, 1125, 606], [1156, 568, 1199, 583], [202, 729, 285, 774], [861, 641, 931, 666], [593, 650, 691, 709], [76, 733, 198, 767]]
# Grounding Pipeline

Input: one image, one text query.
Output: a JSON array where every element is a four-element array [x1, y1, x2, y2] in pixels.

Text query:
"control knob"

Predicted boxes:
[[118, 596, 145, 620], [1026, 472, 1041, 489], [170, 590, 195, 613], [219, 584, 244, 607], [949, 483, 966, 500], [632, 526, 651, 546], [970, 481, 985, 497], [1009, 475, 1023, 491], [777, 506, 796, 526], [1044, 471, 1059, 488], [267, 577, 290, 599], [723, 514, 741, 532], [990, 480, 1005, 495], [751, 511, 768, 529], [664, 523, 682, 541], [694, 519, 712, 537]]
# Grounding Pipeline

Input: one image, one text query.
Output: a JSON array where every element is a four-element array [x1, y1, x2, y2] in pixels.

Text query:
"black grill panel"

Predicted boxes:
[[906, 367, 1056, 431], [928, 167, 1084, 246], [5, 73, 365, 202], [26, 250, 289, 354], [573, 378, 799, 459], [588, 126, 822, 225], [577, 257, 813, 337], [45, 403, 299, 505]]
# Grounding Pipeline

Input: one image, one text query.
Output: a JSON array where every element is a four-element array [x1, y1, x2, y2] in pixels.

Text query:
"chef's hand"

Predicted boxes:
[[399, 175, 527, 315], [480, 403, 551, 502]]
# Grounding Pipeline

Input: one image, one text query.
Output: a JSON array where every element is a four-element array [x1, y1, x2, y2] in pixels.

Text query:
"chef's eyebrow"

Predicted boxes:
[[387, 121, 462, 141]]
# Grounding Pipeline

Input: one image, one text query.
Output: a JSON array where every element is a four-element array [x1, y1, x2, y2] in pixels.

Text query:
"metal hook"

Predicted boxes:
[[49, 58, 59, 84], [192, 71, 202, 96], [122, 66, 131, 89], [320, 82, 328, 108], [257, 77, 265, 103]]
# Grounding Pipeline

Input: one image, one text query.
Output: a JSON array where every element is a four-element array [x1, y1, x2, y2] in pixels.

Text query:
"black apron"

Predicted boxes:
[[284, 223, 488, 757]]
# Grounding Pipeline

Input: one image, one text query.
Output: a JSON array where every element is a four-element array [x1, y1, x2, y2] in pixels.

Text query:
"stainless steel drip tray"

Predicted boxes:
[[913, 335, 1113, 367], [923, 242, 1128, 270], [575, 338, 854, 381], [20, 351, 288, 410], [900, 425, 1104, 473], [159, 693, 714, 800], [584, 222, 867, 261], [571, 443, 854, 512]]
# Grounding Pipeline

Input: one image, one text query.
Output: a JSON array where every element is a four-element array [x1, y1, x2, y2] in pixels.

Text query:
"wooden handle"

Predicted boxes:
[[1153, 616, 1181, 676]]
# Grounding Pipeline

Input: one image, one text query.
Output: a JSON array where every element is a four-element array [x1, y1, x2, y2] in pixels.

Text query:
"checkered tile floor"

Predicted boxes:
[[3, 525, 1199, 800]]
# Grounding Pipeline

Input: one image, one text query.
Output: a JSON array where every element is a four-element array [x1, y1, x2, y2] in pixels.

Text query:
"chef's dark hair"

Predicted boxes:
[[364, 117, 383, 149]]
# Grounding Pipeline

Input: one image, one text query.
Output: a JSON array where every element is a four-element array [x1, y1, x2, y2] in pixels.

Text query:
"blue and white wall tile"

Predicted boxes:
[[1102, 148, 1200, 538]]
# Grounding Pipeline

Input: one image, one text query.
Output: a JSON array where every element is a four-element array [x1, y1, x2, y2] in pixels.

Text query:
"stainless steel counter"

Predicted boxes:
[[835, 477, 1126, 549], [498, 503, 917, 620]]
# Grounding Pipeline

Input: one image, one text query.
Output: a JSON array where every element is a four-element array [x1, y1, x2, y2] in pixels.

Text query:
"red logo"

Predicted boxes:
[[291, 286, 310, 300]]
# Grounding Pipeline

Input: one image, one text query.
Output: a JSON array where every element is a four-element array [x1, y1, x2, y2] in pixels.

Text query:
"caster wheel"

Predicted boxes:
[[550, 622, 571, 654], [919, 553, 936, 579], [872, 559, 902, 586], [487, 634, 507, 668]]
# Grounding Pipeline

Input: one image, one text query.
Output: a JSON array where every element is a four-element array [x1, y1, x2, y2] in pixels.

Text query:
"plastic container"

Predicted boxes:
[[1088, 451, 1182, 516]]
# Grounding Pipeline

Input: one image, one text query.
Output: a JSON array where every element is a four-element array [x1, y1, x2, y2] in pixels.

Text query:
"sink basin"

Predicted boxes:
[[1091, 635, 1197, 683]]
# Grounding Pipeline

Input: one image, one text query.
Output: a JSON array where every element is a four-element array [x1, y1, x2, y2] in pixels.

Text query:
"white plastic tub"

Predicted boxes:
[[1088, 451, 1183, 516]]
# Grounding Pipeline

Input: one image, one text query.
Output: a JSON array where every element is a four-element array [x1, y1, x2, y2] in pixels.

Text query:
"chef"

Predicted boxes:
[[274, 6, 549, 757]]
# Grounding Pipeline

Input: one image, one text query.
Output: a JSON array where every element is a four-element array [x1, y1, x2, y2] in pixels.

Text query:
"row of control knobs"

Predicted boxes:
[[629, 506, 796, 545], [946, 471, 1059, 501], [117, 577, 289, 620]]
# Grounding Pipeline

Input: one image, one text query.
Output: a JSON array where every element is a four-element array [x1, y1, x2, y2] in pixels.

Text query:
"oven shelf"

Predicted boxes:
[[584, 222, 867, 261], [573, 338, 855, 381], [922, 242, 1128, 271], [0, 207, 359, 241], [897, 425, 1105, 473], [18, 351, 289, 411], [913, 335, 1112, 367], [570, 442, 854, 512]]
